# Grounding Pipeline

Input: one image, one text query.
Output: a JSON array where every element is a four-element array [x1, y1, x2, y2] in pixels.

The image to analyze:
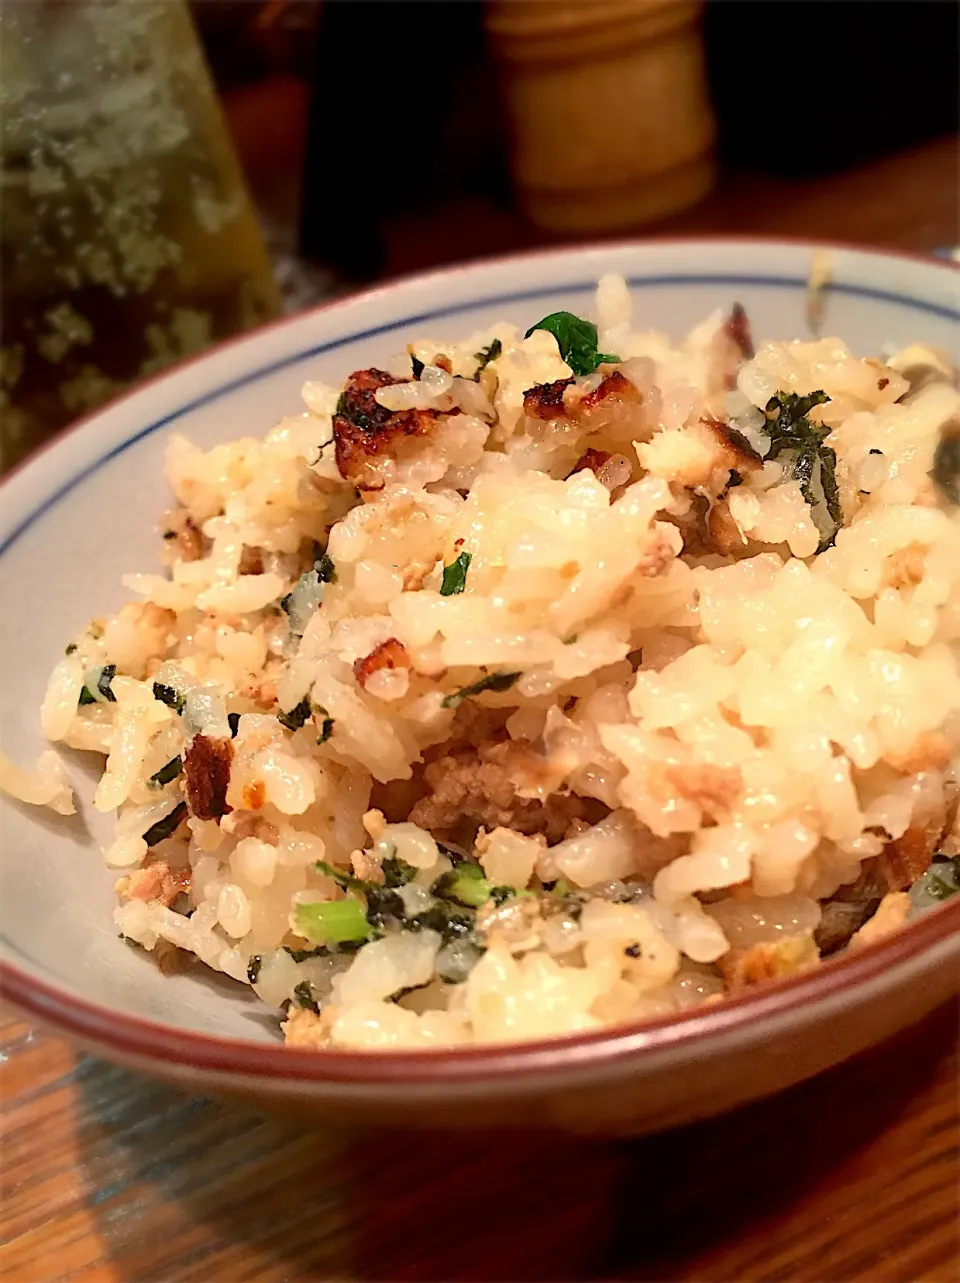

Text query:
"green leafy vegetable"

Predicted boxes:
[[441, 670, 521, 710], [440, 550, 471, 596], [65, 642, 78, 655], [433, 860, 492, 909], [473, 339, 502, 378], [316, 710, 334, 744], [410, 354, 425, 379], [149, 756, 183, 788], [315, 552, 337, 584], [925, 855, 960, 901], [247, 955, 262, 984], [294, 898, 378, 946], [314, 858, 365, 889], [80, 664, 118, 706], [153, 682, 186, 715], [142, 802, 187, 847], [284, 946, 327, 963], [281, 554, 335, 628], [313, 856, 413, 929], [435, 938, 487, 983], [292, 980, 321, 1012], [389, 983, 431, 1003], [382, 855, 417, 888], [489, 886, 515, 907], [524, 311, 619, 377], [762, 391, 841, 551], [931, 425, 960, 505], [407, 903, 476, 946], [96, 665, 117, 701], [363, 885, 406, 928], [278, 696, 312, 732]]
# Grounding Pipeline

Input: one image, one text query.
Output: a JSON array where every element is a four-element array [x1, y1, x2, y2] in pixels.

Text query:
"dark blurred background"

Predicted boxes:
[[1, 0, 957, 467], [192, 0, 959, 283]]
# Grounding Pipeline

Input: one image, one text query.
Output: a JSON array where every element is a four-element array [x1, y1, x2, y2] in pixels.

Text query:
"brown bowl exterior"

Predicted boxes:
[[4, 899, 958, 1136]]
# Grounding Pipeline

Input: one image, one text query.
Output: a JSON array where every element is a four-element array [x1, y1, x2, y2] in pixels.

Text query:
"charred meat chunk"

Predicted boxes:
[[333, 368, 442, 488], [184, 733, 234, 821]]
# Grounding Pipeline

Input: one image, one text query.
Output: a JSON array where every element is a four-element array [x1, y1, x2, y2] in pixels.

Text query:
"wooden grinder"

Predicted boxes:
[[486, 0, 717, 235]]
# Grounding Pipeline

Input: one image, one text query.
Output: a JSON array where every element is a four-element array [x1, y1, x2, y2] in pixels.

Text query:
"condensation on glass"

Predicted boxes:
[[0, 0, 282, 469]]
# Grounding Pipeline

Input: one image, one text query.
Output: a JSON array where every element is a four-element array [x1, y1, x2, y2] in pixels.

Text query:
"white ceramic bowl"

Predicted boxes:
[[2, 239, 958, 1135]]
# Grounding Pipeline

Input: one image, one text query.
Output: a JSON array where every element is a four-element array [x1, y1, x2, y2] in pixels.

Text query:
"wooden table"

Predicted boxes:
[[3, 124, 959, 1281], [1, 1001, 957, 1282]]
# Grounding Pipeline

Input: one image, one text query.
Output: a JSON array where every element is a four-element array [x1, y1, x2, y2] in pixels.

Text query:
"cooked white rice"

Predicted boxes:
[[4, 276, 959, 1049]]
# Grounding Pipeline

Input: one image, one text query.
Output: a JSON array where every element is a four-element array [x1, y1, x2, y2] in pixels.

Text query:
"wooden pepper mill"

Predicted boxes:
[[486, 0, 717, 235]]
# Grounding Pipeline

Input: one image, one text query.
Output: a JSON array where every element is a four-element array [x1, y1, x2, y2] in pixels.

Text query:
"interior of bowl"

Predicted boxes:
[[2, 239, 957, 1053]]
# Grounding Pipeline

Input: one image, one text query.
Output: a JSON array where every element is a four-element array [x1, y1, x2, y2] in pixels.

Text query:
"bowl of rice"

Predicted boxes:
[[2, 239, 958, 1135]]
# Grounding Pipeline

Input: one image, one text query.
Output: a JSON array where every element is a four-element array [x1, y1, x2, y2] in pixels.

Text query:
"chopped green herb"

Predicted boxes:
[[550, 878, 573, 899], [278, 696, 312, 732], [247, 955, 262, 984], [149, 755, 183, 788], [433, 860, 492, 909], [364, 884, 406, 928], [489, 886, 515, 907], [766, 390, 830, 423], [80, 665, 118, 705], [925, 855, 960, 901], [382, 855, 417, 888], [435, 938, 486, 983], [228, 712, 241, 737], [294, 898, 377, 946], [441, 670, 521, 710], [315, 552, 337, 583], [96, 664, 117, 702], [408, 903, 476, 946], [440, 550, 471, 596], [410, 354, 425, 379], [931, 425, 960, 506], [153, 682, 186, 714], [292, 980, 321, 1013], [624, 943, 642, 958], [314, 859, 366, 889], [762, 391, 841, 552], [316, 714, 334, 744], [119, 933, 143, 949], [284, 946, 327, 963], [65, 642, 78, 655], [524, 311, 619, 378], [389, 983, 430, 1003], [473, 338, 502, 378], [142, 801, 188, 847]]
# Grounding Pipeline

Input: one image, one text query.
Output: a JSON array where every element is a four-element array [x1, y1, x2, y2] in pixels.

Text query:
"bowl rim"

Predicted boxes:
[[4, 898, 959, 1082], [2, 234, 958, 1084], [2, 232, 956, 492]]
